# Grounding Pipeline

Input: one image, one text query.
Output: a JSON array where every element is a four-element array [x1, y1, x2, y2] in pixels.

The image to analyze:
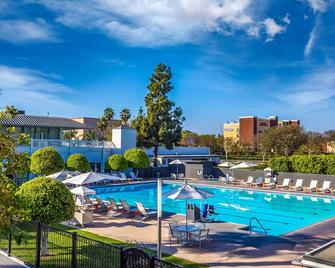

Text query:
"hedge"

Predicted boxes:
[[269, 154, 335, 175], [66, 154, 90, 172], [30, 147, 64, 175], [107, 154, 128, 171]]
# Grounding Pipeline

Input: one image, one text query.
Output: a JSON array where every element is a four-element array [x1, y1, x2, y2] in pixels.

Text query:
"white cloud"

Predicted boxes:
[[31, 0, 287, 47], [306, 0, 327, 12], [304, 24, 317, 57], [0, 19, 56, 43], [262, 18, 286, 42], [0, 65, 78, 115], [279, 67, 335, 107]]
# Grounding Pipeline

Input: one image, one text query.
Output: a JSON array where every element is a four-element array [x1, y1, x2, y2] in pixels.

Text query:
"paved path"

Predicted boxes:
[[0, 253, 26, 268]]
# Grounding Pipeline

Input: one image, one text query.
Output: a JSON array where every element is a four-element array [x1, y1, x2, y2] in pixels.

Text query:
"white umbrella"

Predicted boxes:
[[164, 182, 213, 227], [264, 167, 272, 172], [218, 162, 234, 168], [46, 170, 80, 181], [70, 186, 96, 196], [169, 159, 185, 178], [231, 162, 258, 169], [62, 172, 121, 186]]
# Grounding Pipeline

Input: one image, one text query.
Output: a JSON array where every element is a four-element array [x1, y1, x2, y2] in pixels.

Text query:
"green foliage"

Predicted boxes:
[[131, 64, 184, 161], [5, 152, 31, 178], [63, 130, 77, 140], [269, 154, 335, 174], [30, 147, 64, 175], [83, 130, 96, 140], [107, 154, 128, 171], [120, 108, 131, 125], [66, 154, 90, 172], [124, 148, 150, 169], [269, 157, 291, 172], [17, 177, 75, 224]]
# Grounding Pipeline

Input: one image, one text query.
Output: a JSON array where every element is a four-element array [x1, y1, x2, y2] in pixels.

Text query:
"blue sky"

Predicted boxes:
[[0, 0, 334, 134]]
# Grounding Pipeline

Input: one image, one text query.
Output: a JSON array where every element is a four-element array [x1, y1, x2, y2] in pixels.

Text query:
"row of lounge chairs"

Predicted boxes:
[[115, 171, 144, 182], [171, 173, 185, 180], [221, 175, 333, 194]]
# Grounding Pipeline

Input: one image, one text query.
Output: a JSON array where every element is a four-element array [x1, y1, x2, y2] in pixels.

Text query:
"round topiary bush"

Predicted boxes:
[[107, 154, 128, 171], [30, 147, 64, 175], [66, 154, 90, 172], [124, 148, 150, 169]]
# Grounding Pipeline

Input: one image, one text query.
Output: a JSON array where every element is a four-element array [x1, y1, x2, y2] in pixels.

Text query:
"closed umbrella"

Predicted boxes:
[[164, 182, 213, 227], [169, 159, 185, 178], [62, 172, 121, 186]]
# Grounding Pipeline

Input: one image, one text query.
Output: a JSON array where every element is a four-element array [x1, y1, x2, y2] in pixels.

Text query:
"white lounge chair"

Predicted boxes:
[[130, 171, 143, 181], [306, 180, 318, 192], [320, 181, 331, 193], [290, 179, 303, 191], [171, 173, 177, 180], [251, 177, 264, 187], [242, 176, 254, 186], [278, 178, 290, 189], [135, 202, 157, 221], [120, 172, 133, 182]]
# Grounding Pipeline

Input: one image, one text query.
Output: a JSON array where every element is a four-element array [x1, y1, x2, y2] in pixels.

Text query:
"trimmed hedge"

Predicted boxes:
[[269, 154, 335, 175], [30, 147, 64, 175], [66, 154, 90, 172], [107, 154, 128, 171], [124, 148, 150, 169]]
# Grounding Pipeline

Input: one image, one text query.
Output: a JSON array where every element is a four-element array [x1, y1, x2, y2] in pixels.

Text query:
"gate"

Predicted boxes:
[[122, 248, 152, 268]]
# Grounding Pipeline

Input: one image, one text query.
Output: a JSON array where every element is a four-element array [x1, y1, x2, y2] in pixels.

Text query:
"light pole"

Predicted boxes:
[[157, 178, 162, 259]]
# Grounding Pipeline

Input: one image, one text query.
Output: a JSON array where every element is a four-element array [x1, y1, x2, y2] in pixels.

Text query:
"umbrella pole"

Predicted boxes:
[[177, 164, 179, 179], [185, 199, 188, 228]]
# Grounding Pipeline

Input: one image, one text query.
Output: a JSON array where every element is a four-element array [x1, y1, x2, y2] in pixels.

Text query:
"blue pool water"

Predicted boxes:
[[91, 182, 335, 236]]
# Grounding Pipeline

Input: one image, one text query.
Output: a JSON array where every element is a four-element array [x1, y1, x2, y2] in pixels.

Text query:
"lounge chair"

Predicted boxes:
[[178, 173, 185, 180], [107, 198, 123, 217], [171, 173, 177, 180], [120, 172, 134, 182], [277, 178, 290, 189], [130, 171, 143, 181], [319, 181, 331, 193], [242, 176, 254, 186], [120, 199, 137, 218], [306, 180, 318, 192], [93, 197, 109, 213], [251, 177, 264, 187], [290, 179, 304, 191], [134, 202, 157, 221]]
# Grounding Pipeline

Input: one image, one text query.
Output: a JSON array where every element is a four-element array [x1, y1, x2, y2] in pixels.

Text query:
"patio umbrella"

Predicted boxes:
[[62, 172, 121, 186], [230, 162, 258, 169], [70, 186, 96, 196], [169, 159, 185, 178], [218, 162, 234, 168], [164, 182, 213, 227], [46, 170, 80, 181]]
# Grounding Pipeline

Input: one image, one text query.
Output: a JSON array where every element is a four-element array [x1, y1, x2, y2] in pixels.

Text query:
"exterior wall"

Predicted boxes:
[[112, 127, 136, 153], [223, 122, 240, 142], [239, 117, 256, 146], [72, 117, 99, 139], [278, 120, 300, 126]]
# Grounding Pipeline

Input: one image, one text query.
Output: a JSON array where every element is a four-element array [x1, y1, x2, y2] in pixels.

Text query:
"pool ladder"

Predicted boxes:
[[249, 217, 268, 236]]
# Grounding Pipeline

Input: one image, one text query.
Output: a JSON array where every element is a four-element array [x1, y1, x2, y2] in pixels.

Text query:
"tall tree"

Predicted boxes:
[[132, 64, 184, 164], [120, 108, 131, 125]]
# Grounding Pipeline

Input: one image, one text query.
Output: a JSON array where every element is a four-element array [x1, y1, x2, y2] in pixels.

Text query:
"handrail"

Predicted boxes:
[[249, 217, 268, 236]]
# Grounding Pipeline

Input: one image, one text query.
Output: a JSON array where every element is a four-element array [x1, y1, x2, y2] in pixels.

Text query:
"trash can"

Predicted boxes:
[[187, 203, 201, 222]]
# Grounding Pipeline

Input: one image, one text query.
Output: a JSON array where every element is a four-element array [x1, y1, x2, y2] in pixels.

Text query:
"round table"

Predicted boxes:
[[174, 225, 199, 246]]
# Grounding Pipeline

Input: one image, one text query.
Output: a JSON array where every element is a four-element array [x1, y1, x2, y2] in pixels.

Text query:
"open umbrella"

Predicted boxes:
[[164, 182, 213, 227], [62, 172, 121, 186], [70, 186, 96, 196], [230, 162, 258, 169], [169, 159, 185, 178], [218, 162, 234, 168], [46, 170, 80, 181]]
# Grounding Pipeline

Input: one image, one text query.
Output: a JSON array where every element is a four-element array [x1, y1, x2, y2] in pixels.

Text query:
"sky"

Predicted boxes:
[[0, 0, 335, 134]]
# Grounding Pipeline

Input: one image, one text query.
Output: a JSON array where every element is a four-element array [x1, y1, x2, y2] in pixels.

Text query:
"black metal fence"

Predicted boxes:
[[0, 222, 182, 268]]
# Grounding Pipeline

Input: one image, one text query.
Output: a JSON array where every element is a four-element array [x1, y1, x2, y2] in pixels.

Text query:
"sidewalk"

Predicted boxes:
[[0, 252, 27, 268]]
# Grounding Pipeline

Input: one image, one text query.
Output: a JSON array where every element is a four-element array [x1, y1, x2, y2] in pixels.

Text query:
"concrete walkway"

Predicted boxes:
[[0, 252, 27, 268]]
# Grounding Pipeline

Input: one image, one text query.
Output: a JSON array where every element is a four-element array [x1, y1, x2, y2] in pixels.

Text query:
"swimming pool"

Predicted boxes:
[[92, 182, 335, 236]]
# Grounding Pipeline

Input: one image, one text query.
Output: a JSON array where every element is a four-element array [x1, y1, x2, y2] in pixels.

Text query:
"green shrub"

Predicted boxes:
[[107, 154, 128, 171], [269, 157, 291, 172], [324, 155, 335, 175], [124, 148, 150, 169], [66, 154, 90, 172], [30, 147, 64, 175]]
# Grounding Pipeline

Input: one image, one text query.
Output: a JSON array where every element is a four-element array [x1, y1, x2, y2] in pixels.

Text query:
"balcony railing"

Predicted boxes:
[[25, 139, 116, 149]]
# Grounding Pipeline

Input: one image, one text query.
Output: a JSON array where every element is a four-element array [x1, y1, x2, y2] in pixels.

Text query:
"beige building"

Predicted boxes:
[[223, 121, 240, 142]]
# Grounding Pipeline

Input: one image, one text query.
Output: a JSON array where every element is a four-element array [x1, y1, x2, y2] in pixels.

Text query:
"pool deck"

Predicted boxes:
[[78, 211, 335, 268]]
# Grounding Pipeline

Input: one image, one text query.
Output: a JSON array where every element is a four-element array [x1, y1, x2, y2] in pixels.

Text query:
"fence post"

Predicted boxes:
[[150, 256, 155, 268], [8, 231, 12, 256], [35, 222, 41, 268], [119, 247, 124, 268], [71, 232, 77, 268]]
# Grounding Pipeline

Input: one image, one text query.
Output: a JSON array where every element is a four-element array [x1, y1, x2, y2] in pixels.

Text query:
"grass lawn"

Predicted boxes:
[[0, 222, 208, 268]]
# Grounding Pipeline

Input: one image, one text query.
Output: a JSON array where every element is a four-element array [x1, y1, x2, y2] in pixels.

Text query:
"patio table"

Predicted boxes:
[[174, 225, 200, 246]]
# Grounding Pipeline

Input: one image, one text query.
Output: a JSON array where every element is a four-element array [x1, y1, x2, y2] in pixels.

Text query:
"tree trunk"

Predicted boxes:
[[41, 227, 49, 256], [225, 151, 228, 162], [153, 144, 159, 167]]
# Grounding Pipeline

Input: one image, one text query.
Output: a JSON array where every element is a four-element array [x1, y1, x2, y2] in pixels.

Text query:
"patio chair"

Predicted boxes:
[[120, 199, 137, 218], [290, 179, 304, 191], [168, 222, 182, 246], [178, 173, 185, 180], [94, 197, 109, 213], [191, 229, 210, 248], [242, 176, 254, 186], [306, 180, 318, 192], [251, 177, 264, 187], [277, 178, 290, 189], [134, 202, 157, 221], [130, 171, 143, 181], [319, 181, 331, 193], [171, 173, 177, 180], [120, 172, 134, 182], [107, 198, 123, 217], [201, 204, 218, 222]]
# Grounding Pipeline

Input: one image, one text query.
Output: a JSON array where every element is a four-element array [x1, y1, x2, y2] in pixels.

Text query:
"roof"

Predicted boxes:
[[0, 115, 91, 129], [158, 154, 220, 158]]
